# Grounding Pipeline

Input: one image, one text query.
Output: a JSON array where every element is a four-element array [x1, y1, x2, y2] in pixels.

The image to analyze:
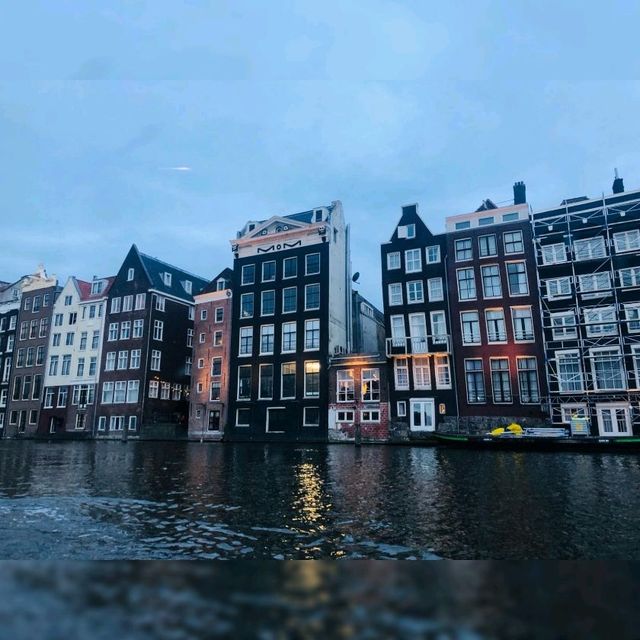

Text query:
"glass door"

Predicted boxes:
[[410, 399, 435, 432]]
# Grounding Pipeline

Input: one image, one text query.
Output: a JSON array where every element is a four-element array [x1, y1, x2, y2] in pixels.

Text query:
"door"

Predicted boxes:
[[208, 409, 221, 432], [596, 405, 631, 437], [410, 399, 435, 432]]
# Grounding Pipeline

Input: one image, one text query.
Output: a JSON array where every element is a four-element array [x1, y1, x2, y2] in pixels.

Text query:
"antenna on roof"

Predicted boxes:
[[615, 167, 619, 179]]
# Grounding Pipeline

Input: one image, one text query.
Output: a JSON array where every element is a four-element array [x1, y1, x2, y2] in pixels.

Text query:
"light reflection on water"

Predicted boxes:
[[1, 440, 640, 559]]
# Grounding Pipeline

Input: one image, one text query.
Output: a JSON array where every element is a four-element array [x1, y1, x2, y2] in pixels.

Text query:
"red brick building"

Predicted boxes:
[[328, 353, 390, 442], [188, 269, 233, 440]]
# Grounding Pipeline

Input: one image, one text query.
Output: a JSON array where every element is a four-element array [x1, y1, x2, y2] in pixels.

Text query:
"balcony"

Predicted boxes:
[[386, 335, 451, 357]]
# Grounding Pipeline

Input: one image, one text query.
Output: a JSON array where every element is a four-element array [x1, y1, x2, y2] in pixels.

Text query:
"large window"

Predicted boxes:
[[404, 248, 422, 273], [455, 238, 472, 261], [261, 290, 275, 316], [579, 272, 611, 294], [387, 252, 400, 270], [430, 311, 447, 344], [546, 277, 572, 299], [574, 237, 606, 261], [281, 363, 296, 399], [259, 364, 274, 399], [394, 357, 409, 389], [337, 370, 355, 402], [457, 268, 476, 300], [461, 311, 481, 345], [551, 312, 577, 340], [406, 281, 424, 304], [620, 267, 640, 288], [625, 305, 640, 333], [241, 264, 255, 286], [584, 307, 617, 337], [282, 287, 297, 313], [408, 313, 427, 353], [590, 348, 625, 391], [362, 369, 380, 402], [465, 359, 485, 403], [490, 358, 512, 403], [304, 361, 320, 397], [388, 283, 403, 306], [486, 309, 507, 342], [479, 235, 497, 257], [517, 357, 540, 403], [237, 365, 252, 400], [304, 319, 320, 350], [240, 293, 254, 318], [556, 350, 583, 392], [282, 322, 297, 353], [613, 229, 640, 253], [150, 350, 161, 371], [434, 355, 451, 389], [412, 357, 431, 390], [427, 278, 443, 302], [481, 265, 502, 298], [305, 284, 320, 310], [503, 230, 523, 254], [512, 307, 534, 341], [541, 243, 566, 265], [390, 315, 405, 345], [260, 325, 274, 354], [262, 261, 276, 282], [305, 253, 320, 275], [506, 262, 528, 295], [426, 245, 441, 264], [239, 326, 253, 355], [283, 256, 297, 279]]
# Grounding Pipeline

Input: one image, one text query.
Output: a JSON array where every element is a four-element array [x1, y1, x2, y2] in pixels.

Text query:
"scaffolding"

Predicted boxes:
[[532, 191, 640, 434]]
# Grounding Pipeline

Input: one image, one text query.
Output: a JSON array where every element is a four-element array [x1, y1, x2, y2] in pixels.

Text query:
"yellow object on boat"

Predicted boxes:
[[490, 427, 505, 436], [507, 423, 523, 434]]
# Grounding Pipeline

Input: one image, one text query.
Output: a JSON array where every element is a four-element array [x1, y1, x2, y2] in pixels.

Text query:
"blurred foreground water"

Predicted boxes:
[[2, 440, 640, 560]]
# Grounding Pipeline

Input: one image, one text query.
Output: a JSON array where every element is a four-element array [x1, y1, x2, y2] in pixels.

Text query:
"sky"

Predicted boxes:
[[1, 0, 639, 307]]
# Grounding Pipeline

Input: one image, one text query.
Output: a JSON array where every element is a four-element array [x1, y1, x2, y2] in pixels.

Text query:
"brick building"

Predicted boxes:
[[188, 269, 233, 441]]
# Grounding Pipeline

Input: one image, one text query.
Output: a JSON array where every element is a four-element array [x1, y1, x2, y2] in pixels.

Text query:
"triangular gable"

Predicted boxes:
[[246, 215, 308, 239], [389, 203, 436, 242]]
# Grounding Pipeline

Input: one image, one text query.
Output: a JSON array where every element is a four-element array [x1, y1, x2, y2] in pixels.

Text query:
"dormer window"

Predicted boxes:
[[455, 221, 471, 230], [127, 268, 135, 281], [397, 224, 416, 239], [314, 209, 323, 223], [216, 280, 225, 291], [91, 281, 104, 295], [163, 272, 172, 286], [184, 280, 192, 294], [248, 223, 256, 232]]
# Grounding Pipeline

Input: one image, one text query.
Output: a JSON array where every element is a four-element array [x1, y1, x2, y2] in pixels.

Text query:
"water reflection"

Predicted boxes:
[[1, 441, 640, 559]]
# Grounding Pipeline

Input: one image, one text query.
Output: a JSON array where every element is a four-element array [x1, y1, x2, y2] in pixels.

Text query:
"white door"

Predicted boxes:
[[596, 404, 631, 436], [410, 399, 435, 432]]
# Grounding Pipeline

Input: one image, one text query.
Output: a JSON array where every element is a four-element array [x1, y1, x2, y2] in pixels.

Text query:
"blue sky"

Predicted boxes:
[[1, 0, 638, 306]]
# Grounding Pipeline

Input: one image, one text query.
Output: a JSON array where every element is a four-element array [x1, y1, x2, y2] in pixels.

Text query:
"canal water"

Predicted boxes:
[[1, 440, 640, 560]]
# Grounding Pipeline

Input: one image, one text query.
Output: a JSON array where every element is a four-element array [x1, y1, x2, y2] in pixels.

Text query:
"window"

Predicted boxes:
[[197, 358, 205, 369], [108, 323, 118, 341], [153, 320, 164, 341], [541, 243, 566, 265], [281, 363, 296, 399], [210, 382, 221, 401], [478, 235, 497, 257], [305, 284, 320, 310], [126, 380, 140, 403], [404, 248, 422, 273], [122, 295, 133, 312], [506, 262, 528, 295], [430, 311, 447, 344], [481, 265, 502, 298], [44, 388, 54, 408], [200, 309, 208, 321], [304, 319, 320, 350], [387, 252, 400, 270], [512, 307, 534, 341], [556, 350, 583, 392], [135, 293, 146, 310], [337, 370, 355, 402], [163, 272, 172, 287], [486, 309, 507, 342], [397, 401, 406, 417], [461, 311, 481, 345], [503, 230, 524, 254], [427, 278, 443, 302], [240, 293, 254, 318], [390, 315, 406, 345], [117, 351, 128, 370], [394, 357, 409, 389], [406, 281, 424, 304], [260, 325, 275, 354], [76, 358, 85, 377], [574, 237, 606, 261], [283, 257, 297, 279], [613, 229, 640, 253], [79, 332, 88, 351], [584, 307, 617, 337], [258, 260, 276, 283], [102, 382, 114, 404], [61, 355, 71, 376], [148, 380, 159, 399], [479, 216, 494, 226], [408, 313, 427, 352], [187, 328, 193, 347], [590, 348, 625, 391], [68, 313, 77, 325], [214, 307, 224, 323], [517, 357, 540, 403], [305, 253, 320, 275], [465, 359, 486, 403], [241, 264, 255, 285], [239, 327, 253, 355], [304, 361, 320, 397], [65, 332, 74, 346], [236, 408, 250, 426], [620, 267, 640, 288], [398, 224, 416, 239], [39, 317, 48, 338], [633, 346, 640, 387], [150, 350, 161, 371], [130, 349, 141, 369], [303, 407, 320, 427], [155, 296, 165, 312], [237, 365, 252, 400], [625, 305, 640, 333], [457, 268, 476, 300], [185, 357, 192, 376], [160, 382, 170, 400], [133, 319, 144, 338], [546, 277, 572, 299], [259, 364, 274, 399], [455, 238, 472, 261], [426, 245, 440, 264], [361, 410, 380, 423], [434, 355, 451, 389], [126, 268, 135, 281], [105, 352, 116, 371], [128, 416, 137, 431], [503, 212, 520, 222], [491, 358, 512, 403], [89, 357, 97, 376], [120, 321, 131, 340], [455, 221, 471, 230], [336, 410, 355, 423], [261, 290, 275, 316], [388, 283, 403, 306], [282, 287, 297, 313], [578, 273, 611, 295], [64, 295, 73, 306], [213, 331, 223, 346], [412, 357, 431, 390], [111, 297, 121, 314], [282, 322, 297, 352]]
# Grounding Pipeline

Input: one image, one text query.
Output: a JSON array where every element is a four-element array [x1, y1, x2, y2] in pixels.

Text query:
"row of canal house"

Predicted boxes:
[[1, 173, 639, 441]]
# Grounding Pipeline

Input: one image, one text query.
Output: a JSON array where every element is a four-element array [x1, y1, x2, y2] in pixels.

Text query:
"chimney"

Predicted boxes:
[[513, 181, 526, 205], [612, 169, 624, 194]]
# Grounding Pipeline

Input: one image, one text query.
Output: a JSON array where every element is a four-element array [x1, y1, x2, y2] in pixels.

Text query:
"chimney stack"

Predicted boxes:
[[513, 181, 526, 205], [612, 169, 624, 194]]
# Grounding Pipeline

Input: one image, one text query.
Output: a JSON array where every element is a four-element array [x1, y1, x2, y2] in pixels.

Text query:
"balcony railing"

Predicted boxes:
[[386, 335, 451, 357]]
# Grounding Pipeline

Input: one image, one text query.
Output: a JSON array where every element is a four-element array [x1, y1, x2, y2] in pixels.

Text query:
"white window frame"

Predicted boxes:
[[387, 252, 401, 270], [613, 229, 640, 253], [406, 280, 424, 304], [460, 310, 481, 345], [590, 347, 626, 392], [574, 236, 606, 261], [388, 283, 403, 306], [541, 243, 567, 265], [404, 248, 422, 273], [556, 349, 584, 393], [427, 278, 444, 302], [425, 245, 441, 264]]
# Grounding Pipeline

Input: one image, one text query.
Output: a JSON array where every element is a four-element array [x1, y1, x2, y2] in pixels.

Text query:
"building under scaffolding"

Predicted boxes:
[[532, 174, 640, 437]]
